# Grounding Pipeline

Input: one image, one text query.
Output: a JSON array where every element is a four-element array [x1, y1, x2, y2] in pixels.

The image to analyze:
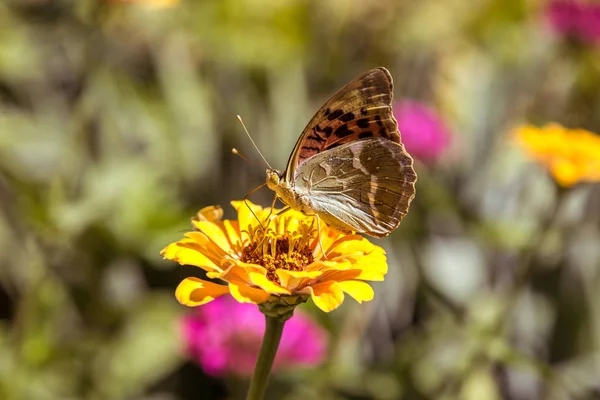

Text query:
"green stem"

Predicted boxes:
[[246, 315, 286, 400]]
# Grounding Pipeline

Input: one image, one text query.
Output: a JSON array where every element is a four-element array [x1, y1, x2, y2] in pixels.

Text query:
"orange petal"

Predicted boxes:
[[338, 280, 374, 303], [175, 277, 230, 306], [229, 282, 271, 304], [303, 281, 344, 312]]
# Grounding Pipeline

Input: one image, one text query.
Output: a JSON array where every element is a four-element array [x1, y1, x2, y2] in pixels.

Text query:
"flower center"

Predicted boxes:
[[241, 225, 315, 284]]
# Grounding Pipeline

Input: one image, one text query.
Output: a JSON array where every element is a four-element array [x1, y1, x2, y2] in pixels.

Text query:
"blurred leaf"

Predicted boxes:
[[91, 293, 183, 399]]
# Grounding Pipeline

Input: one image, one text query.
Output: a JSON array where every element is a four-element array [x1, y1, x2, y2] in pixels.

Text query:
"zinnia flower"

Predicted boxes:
[[181, 296, 327, 377], [161, 202, 387, 312], [514, 123, 600, 187], [393, 100, 451, 163], [546, 1, 600, 44]]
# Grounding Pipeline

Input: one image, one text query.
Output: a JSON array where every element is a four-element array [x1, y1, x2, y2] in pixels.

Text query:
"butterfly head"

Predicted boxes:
[[266, 169, 283, 191]]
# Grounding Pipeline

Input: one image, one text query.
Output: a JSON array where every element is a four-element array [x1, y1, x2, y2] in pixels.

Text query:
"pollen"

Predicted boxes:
[[241, 225, 315, 284]]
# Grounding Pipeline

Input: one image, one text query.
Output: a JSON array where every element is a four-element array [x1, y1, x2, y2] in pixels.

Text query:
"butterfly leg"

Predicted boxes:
[[242, 183, 268, 230], [299, 212, 327, 260], [265, 207, 328, 258], [267, 205, 291, 221], [259, 203, 329, 260], [250, 194, 284, 256], [261, 194, 280, 232], [254, 204, 291, 245], [313, 214, 328, 260]]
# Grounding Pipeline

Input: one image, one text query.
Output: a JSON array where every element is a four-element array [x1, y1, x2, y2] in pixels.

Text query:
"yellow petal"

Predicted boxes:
[[193, 205, 223, 222], [514, 123, 600, 187], [328, 235, 383, 257], [309, 252, 388, 281], [338, 280, 374, 303], [160, 240, 220, 272], [276, 269, 322, 290], [175, 277, 230, 306], [313, 228, 346, 254], [551, 158, 579, 187], [229, 282, 271, 304], [230, 200, 248, 212], [318, 269, 362, 282], [191, 221, 235, 253], [223, 220, 241, 247], [305, 259, 352, 272], [339, 253, 388, 281], [303, 281, 345, 312], [337, 265, 387, 281], [248, 272, 291, 294], [276, 209, 312, 236], [232, 200, 265, 235], [180, 232, 229, 266]]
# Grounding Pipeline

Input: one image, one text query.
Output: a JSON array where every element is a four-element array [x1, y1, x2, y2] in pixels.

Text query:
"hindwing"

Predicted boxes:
[[292, 137, 416, 237]]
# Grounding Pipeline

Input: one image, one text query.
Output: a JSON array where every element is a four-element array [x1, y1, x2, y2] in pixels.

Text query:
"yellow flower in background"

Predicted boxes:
[[514, 123, 600, 187], [161, 202, 387, 312]]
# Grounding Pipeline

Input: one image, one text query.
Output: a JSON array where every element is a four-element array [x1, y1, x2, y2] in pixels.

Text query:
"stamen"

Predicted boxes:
[[240, 220, 316, 284]]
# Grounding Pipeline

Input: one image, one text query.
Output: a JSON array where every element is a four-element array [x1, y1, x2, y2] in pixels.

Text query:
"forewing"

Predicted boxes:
[[294, 137, 416, 238], [285, 67, 401, 181]]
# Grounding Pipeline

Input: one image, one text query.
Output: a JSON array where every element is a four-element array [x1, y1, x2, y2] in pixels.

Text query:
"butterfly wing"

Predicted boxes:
[[284, 67, 401, 181], [293, 137, 416, 238]]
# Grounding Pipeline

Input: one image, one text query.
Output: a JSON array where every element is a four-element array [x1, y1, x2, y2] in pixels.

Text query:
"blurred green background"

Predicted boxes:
[[1, 0, 600, 399]]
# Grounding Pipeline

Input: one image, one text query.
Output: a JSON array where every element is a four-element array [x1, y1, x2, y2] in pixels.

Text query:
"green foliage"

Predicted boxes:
[[0, 0, 599, 399]]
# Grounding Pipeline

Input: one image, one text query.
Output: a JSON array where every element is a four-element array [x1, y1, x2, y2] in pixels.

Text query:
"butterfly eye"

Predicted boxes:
[[266, 169, 281, 191]]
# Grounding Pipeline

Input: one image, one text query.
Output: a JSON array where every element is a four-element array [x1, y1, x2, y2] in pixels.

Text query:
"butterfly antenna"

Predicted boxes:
[[232, 148, 262, 166], [236, 115, 272, 169]]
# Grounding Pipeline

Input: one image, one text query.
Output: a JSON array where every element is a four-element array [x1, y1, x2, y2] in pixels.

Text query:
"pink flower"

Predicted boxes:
[[394, 100, 451, 163], [546, 1, 600, 44], [181, 297, 327, 377]]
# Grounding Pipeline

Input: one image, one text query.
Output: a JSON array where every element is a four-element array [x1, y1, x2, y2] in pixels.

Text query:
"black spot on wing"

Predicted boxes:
[[339, 112, 355, 122], [327, 109, 344, 120], [308, 133, 326, 143], [359, 131, 373, 139], [356, 118, 370, 128], [334, 124, 354, 138]]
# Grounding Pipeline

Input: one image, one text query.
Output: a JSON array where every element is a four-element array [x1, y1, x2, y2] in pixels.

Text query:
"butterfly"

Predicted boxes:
[[265, 67, 417, 238]]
